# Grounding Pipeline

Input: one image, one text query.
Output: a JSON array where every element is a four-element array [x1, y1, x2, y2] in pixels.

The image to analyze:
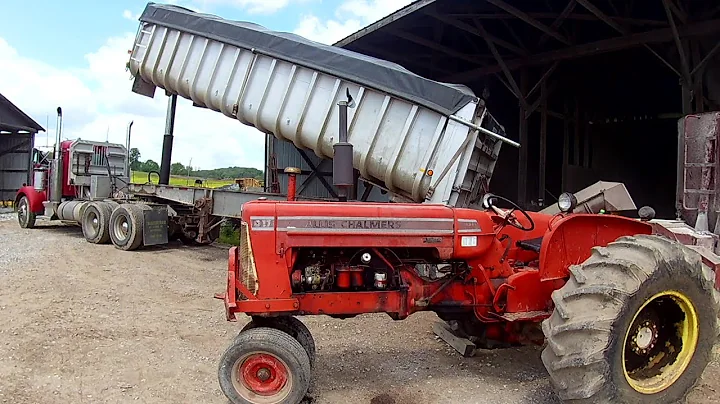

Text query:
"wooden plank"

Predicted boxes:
[[432, 321, 475, 357]]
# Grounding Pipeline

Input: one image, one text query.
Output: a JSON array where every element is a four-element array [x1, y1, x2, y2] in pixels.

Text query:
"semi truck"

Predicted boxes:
[[14, 108, 291, 250]]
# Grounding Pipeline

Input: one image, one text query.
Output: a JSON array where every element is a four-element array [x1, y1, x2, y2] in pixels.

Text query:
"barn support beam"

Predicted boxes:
[[295, 149, 339, 199], [517, 69, 529, 208], [474, 20, 529, 111], [425, 12, 527, 56], [662, 0, 692, 85], [486, 0, 571, 45], [577, 0, 680, 77], [539, 0, 577, 47], [539, 79, 548, 207], [445, 18, 720, 81]]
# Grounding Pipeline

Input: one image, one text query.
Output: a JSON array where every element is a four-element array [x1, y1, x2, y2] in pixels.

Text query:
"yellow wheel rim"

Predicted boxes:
[[622, 291, 699, 394]]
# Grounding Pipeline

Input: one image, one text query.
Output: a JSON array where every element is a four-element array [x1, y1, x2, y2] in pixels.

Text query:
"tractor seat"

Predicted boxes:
[[516, 237, 543, 253]]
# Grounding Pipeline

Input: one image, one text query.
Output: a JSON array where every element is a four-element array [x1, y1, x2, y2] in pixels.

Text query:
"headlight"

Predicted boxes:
[[557, 192, 577, 213]]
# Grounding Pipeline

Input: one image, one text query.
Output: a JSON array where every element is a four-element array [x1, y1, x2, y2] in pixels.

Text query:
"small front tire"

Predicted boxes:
[[219, 327, 311, 404], [240, 316, 317, 368]]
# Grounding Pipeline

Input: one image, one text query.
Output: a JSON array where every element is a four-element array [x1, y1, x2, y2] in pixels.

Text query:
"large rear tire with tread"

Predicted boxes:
[[219, 327, 311, 404], [541, 234, 720, 403], [240, 316, 317, 368], [109, 204, 147, 251], [81, 202, 112, 244], [16, 196, 36, 229]]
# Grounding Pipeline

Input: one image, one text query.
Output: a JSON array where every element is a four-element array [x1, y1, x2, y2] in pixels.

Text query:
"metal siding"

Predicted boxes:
[[269, 136, 389, 202], [0, 134, 32, 201]]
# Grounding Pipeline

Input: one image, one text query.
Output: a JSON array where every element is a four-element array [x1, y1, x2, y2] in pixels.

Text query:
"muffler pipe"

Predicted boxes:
[[126, 121, 134, 177], [51, 107, 64, 203], [333, 89, 355, 202]]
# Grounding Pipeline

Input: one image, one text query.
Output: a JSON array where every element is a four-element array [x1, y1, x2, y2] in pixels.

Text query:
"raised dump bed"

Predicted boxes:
[[127, 3, 517, 207]]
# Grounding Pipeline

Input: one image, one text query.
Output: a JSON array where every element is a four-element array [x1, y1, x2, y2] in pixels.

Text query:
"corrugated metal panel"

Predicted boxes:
[[269, 135, 389, 202], [0, 134, 32, 201]]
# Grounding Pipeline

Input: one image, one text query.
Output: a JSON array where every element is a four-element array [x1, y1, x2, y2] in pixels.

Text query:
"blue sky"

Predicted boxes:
[[0, 0, 412, 170]]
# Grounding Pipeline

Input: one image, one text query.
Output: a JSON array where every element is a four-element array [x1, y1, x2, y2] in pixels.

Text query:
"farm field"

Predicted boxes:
[[130, 171, 236, 188]]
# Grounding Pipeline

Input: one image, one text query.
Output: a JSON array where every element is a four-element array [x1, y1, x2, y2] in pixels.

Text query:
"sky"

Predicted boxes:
[[0, 0, 414, 171]]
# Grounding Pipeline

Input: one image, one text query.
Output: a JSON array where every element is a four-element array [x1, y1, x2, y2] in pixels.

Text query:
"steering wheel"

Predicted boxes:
[[481, 193, 535, 231]]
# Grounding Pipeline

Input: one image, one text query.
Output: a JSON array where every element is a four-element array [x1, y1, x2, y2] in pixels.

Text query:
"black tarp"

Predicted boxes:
[[138, 2, 478, 116]]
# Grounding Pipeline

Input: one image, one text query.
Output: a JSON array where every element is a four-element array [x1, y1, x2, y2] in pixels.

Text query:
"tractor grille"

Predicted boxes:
[[238, 221, 259, 296]]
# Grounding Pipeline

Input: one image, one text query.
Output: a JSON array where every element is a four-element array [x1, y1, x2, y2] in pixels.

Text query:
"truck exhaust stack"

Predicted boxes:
[[50, 107, 63, 204]]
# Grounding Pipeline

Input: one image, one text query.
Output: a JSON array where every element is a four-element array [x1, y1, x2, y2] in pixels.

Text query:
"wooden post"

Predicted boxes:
[[518, 69, 529, 208], [539, 79, 548, 206]]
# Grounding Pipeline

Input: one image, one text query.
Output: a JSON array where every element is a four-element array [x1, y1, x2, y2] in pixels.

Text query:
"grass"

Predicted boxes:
[[131, 171, 236, 189]]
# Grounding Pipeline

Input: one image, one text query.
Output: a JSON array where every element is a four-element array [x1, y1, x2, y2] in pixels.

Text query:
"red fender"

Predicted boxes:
[[538, 214, 653, 282], [15, 186, 47, 214]]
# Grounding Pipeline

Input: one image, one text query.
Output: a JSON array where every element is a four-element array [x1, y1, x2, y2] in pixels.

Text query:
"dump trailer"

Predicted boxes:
[[15, 108, 294, 250], [127, 3, 517, 209]]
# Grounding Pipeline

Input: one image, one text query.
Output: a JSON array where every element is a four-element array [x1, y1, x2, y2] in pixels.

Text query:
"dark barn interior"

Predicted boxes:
[[336, 0, 720, 218]]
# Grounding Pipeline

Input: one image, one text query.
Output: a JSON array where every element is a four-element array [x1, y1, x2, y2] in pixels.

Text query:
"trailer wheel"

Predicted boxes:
[[219, 327, 311, 404], [16, 196, 36, 229], [541, 234, 720, 403], [109, 204, 146, 251], [240, 316, 317, 368], [81, 202, 112, 244]]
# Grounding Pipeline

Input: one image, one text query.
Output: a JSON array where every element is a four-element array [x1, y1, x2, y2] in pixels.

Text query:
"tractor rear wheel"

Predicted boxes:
[[541, 234, 720, 403], [16, 196, 36, 229], [219, 327, 311, 404], [240, 316, 317, 368], [81, 202, 112, 244]]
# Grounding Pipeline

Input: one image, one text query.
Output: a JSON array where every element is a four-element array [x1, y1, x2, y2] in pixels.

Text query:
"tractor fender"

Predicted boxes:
[[15, 186, 47, 214], [538, 214, 652, 282]]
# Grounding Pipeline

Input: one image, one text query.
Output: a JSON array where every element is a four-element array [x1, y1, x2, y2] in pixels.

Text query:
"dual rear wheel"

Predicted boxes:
[[219, 317, 315, 404], [81, 202, 148, 251]]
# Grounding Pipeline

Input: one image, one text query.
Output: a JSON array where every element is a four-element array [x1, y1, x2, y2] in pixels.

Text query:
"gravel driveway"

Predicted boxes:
[[0, 217, 718, 404]]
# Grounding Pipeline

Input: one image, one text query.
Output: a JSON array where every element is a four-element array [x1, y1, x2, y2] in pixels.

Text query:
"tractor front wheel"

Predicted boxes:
[[219, 327, 311, 404], [240, 316, 317, 368], [542, 234, 720, 403]]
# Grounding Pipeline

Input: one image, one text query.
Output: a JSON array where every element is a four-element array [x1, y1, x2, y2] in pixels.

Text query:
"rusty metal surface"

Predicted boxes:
[[678, 112, 720, 230]]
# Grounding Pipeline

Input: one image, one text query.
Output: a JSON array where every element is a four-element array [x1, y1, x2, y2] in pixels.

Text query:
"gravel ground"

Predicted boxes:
[[0, 217, 719, 404]]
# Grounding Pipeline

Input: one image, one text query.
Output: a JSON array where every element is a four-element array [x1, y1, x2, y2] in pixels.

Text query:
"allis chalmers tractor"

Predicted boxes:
[[120, 5, 720, 403], [216, 194, 720, 404]]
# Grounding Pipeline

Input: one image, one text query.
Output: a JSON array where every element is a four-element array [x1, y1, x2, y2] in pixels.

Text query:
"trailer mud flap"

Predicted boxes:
[[142, 205, 169, 246]]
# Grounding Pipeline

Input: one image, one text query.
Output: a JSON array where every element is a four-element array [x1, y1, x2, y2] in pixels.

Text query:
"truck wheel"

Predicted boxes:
[[240, 316, 317, 368], [219, 327, 311, 404], [17, 196, 36, 229], [109, 204, 146, 251], [541, 234, 720, 403], [81, 202, 112, 244]]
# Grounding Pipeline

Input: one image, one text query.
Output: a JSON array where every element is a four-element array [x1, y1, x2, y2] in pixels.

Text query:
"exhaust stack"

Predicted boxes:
[[50, 107, 64, 203], [333, 90, 355, 202], [126, 121, 134, 177]]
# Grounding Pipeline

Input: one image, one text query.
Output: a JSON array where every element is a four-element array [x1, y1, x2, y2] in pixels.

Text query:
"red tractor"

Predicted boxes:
[[216, 192, 720, 404]]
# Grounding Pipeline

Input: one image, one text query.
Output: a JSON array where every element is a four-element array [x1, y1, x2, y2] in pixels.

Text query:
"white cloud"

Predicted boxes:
[[190, 0, 314, 15], [122, 10, 139, 21], [0, 36, 266, 171], [293, 0, 414, 44]]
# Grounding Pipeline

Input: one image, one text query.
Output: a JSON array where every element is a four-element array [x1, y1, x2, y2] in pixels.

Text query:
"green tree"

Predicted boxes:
[[129, 148, 142, 170], [141, 159, 160, 172], [170, 162, 187, 175]]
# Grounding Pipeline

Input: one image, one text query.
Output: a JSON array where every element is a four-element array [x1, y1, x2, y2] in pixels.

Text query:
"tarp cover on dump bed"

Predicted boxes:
[[138, 2, 478, 116]]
